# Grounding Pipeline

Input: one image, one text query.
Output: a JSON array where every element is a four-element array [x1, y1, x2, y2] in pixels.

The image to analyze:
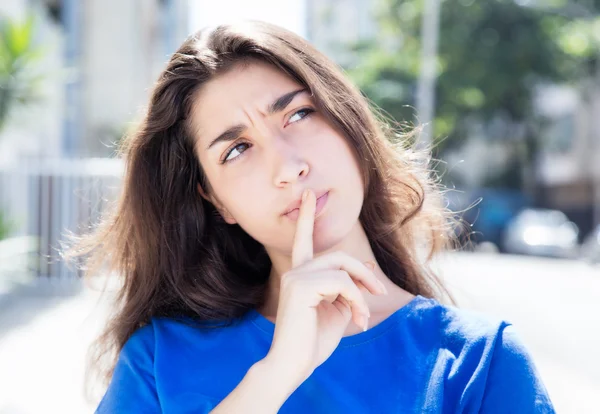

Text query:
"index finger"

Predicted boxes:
[[291, 189, 316, 268]]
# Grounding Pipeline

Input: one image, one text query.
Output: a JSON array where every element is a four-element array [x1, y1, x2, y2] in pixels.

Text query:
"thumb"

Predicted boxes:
[[332, 295, 353, 318]]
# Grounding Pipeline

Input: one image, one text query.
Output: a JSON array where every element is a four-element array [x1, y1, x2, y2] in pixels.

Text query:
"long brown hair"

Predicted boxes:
[[62, 20, 459, 396]]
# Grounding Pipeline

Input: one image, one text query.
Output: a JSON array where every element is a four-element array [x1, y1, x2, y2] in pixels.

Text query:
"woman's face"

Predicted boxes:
[[192, 61, 364, 254]]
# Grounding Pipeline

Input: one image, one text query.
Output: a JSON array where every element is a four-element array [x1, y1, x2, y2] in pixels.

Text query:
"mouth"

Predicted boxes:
[[284, 191, 330, 221]]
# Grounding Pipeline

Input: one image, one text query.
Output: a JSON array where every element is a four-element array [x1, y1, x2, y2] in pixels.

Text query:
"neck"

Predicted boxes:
[[260, 220, 402, 319]]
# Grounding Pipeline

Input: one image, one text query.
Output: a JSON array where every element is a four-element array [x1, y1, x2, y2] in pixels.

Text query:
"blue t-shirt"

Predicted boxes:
[[96, 295, 555, 413]]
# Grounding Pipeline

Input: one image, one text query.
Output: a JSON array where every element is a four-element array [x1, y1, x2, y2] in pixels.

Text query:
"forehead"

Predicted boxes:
[[190, 62, 304, 138]]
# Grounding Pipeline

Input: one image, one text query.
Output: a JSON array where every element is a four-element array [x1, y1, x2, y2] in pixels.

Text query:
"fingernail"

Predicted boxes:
[[302, 189, 308, 202], [364, 261, 375, 270], [363, 315, 369, 332], [378, 280, 388, 295]]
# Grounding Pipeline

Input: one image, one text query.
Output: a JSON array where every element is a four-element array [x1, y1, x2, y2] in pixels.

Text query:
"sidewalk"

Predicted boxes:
[[1, 253, 599, 413], [0, 277, 110, 413]]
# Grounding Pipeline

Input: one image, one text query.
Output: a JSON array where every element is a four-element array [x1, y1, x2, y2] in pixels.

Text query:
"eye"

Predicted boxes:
[[220, 108, 316, 165], [221, 142, 250, 164], [287, 107, 315, 125]]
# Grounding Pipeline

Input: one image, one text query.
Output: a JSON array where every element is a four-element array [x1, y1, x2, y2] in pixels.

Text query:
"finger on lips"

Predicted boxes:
[[290, 189, 385, 332], [292, 189, 316, 268]]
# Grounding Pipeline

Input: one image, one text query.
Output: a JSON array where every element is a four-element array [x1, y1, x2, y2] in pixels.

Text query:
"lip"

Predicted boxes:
[[283, 190, 329, 218]]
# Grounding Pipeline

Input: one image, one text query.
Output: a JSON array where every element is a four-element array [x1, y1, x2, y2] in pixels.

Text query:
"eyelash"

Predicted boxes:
[[220, 107, 316, 164]]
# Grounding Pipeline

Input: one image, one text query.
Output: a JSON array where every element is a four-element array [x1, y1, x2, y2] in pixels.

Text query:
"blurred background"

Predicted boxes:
[[0, 0, 598, 412]]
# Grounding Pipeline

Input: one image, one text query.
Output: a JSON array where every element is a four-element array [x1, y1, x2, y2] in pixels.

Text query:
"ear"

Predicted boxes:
[[197, 183, 237, 225], [197, 183, 211, 202]]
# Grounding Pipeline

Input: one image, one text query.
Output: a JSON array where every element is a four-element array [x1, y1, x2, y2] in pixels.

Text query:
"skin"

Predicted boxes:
[[191, 60, 414, 336]]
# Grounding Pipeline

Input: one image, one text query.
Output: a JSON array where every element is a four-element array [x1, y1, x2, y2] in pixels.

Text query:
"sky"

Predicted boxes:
[[188, 0, 307, 38]]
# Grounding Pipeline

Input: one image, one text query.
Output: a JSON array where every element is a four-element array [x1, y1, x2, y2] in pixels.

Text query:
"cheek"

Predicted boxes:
[[216, 172, 268, 221], [322, 134, 363, 185]]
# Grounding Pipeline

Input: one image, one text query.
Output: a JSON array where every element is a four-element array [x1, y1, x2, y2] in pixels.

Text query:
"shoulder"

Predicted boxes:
[[120, 314, 249, 357], [96, 322, 159, 412], [118, 322, 156, 368], [409, 296, 555, 413], [406, 295, 508, 350], [117, 317, 201, 363], [410, 296, 531, 376]]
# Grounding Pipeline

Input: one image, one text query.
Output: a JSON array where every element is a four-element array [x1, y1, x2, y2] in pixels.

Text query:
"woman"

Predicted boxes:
[[65, 20, 555, 413]]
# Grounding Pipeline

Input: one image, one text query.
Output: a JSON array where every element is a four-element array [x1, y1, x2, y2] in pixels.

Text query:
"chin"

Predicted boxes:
[[313, 216, 359, 254]]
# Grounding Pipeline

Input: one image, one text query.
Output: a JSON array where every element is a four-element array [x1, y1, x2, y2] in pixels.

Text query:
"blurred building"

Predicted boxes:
[[305, 0, 376, 66], [76, 0, 190, 157], [0, 0, 63, 161], [190, 0, 307, 40], [535, 83, 600, 237], [0, 0, 191, 159]]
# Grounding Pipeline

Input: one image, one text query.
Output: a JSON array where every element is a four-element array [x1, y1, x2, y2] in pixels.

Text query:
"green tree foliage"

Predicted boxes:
[[0, 14, 46, 240], [345, 0, 599, 188], [0, 14, 46, 134]]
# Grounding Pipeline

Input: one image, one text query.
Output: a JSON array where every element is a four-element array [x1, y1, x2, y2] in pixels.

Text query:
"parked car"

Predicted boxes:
[[446, 188, 531, 250], [502, 208, 580, 259], [580, 225, 600, 264]]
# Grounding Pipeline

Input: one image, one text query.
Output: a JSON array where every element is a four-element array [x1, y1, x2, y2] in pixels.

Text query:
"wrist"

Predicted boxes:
[[252, 355, 307, 400]]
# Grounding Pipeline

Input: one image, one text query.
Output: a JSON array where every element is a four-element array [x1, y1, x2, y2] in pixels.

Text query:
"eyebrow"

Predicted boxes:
[[205, 88, 309, 151]]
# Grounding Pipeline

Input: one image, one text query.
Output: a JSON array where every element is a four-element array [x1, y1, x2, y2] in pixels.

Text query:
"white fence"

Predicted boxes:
[[0, 157, 124, 279]]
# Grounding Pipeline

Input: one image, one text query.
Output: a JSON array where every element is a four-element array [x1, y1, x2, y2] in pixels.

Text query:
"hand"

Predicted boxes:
[[265, 189, 388, 383]]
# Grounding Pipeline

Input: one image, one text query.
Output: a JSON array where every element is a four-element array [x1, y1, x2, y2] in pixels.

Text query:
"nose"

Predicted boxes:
[[270, 137, 310, 188]]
